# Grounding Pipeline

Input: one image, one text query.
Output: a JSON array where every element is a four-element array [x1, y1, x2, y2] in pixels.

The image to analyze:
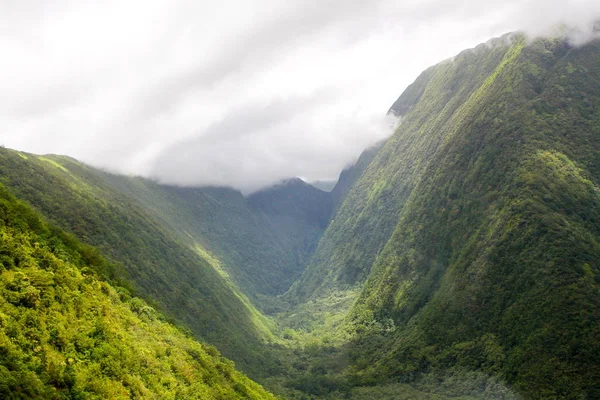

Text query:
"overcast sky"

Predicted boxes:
[[1, 0, 599, 192]]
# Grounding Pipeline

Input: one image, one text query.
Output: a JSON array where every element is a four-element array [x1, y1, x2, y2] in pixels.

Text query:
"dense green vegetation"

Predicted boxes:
[[287, 34, 600, 398], [99, 174, 331, 300], [330, 142, 383, 210], [291, 35, 521, 304], [0, 149, 276, 375], [1, 31, 599, 399], [0, 183, 275, 399]]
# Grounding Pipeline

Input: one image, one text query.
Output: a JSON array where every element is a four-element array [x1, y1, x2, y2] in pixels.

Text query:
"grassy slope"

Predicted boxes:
[[343, 35, 600, 398], [0, 149, 276, 376], [0, 183, 276, 399]]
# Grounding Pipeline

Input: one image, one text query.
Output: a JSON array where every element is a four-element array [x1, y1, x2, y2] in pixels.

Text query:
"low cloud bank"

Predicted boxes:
[[1, 1, 599, 191]]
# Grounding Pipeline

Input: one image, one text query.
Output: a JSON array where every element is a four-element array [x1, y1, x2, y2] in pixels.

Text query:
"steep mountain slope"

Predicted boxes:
[[330, 142, 384, 210], [303, 34, 600, 398], [248, 178, 333, 288], [290, 35, 524, 304], [0, 183, 275, 399], [0, 149, 275, 375]]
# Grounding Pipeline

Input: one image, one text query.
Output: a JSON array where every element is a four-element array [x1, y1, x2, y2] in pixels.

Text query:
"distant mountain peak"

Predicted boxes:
[[278, 177, 306, 186]]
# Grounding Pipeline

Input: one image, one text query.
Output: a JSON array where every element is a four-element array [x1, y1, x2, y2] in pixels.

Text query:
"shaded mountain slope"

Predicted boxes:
[[247, 178, 333, 289], [97, 174, 332, 299], [248, 178, 332, 231], [0, 183, 275, 399], [309, 180, 337, 192]]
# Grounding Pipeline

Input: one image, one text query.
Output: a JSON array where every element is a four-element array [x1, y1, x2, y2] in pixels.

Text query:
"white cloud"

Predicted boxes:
[[1, 0, 599, 192]]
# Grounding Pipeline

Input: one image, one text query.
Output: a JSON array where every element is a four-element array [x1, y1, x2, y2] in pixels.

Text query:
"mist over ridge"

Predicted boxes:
[[1, 1, 600, 192]]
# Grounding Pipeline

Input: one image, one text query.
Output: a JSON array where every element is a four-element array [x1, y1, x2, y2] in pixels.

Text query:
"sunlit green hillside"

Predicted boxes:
[[0, 183, 276, 399], [0, 149, 276, 375]]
